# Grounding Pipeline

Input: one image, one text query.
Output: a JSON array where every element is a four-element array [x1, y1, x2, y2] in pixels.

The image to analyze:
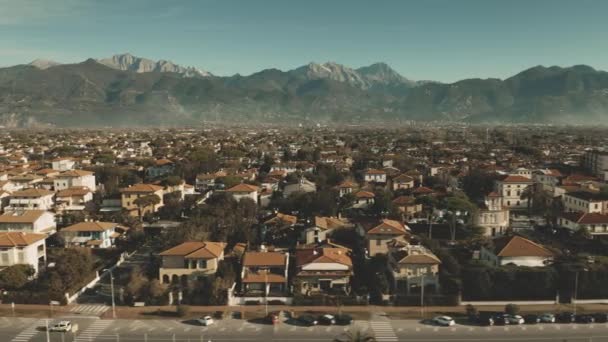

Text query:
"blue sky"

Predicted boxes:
[[1, 0, 606, 82]]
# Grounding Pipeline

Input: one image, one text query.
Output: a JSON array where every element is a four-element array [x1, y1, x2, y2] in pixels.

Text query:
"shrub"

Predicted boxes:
[[176, 304, 190, 317], [465, 304, 478, 318], [505, 303, 520, 316]]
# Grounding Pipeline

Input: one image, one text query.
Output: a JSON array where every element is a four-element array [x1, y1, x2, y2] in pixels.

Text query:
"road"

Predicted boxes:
[[1, 315, 608, 342]]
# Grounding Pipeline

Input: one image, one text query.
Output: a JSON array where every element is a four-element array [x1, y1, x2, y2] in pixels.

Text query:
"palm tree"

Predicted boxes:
[[520, 184, 536, 214], [334, 330, 376, 342]]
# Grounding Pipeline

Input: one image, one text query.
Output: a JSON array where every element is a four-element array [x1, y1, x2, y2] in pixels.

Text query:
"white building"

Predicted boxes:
[[480, 235, 553, 267], [53, 170, 96, 192], [0, 210, 57, 234], [51, 158, 76, 171], [364, 169, 387, 184], [559, 212, 608, 236], [60, 221, 126, 248], [0, 232, 46, 276], [7, 189, 55, 211], [225, 184, 259, 204], [563, 191, 608, 214], [495, 175, 534, 209]]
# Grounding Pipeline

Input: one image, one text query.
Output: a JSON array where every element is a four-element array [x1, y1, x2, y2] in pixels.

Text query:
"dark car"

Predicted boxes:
[[592, 313, 608, 323], [298, 315, 318, 326], [476, 314, 495, 326], [318, 314, 336, 325], [523, 314, 540, 324], [335, 314, 353, 326], [556, 312, 575, 323], [575, 315, 595, 324]]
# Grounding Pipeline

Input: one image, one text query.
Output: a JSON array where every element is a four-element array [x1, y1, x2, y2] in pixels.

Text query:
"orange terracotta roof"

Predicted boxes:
[[120, 183, 164, 193], [159, 241, 225, 259], [243, 251, 286, 266], [367, 219, 409, 235], [226, 183, 259, 193], [58, 170, 94, 177], [0, 232, 46, 247], [398, 253, 441, 265], [296, 247, 352, 268], [11, 188, 54, 197], [62, 221, 118, 232], [355, 190, 375, 198], [500, 175, 533, 183], [242, 272, 286, 283], [0, 210, 48, 223], [493, 235, 553, 258]]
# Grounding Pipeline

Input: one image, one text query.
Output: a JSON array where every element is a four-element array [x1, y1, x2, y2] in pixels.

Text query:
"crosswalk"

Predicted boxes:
[[10, 319, 44, 342], [70, 304, 109, 316], [370, 320, 398, 342], [74, 320, 112, 341]]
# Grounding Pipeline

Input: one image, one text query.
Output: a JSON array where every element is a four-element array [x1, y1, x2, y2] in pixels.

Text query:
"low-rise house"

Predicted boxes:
[[392, 174, 415, 191], [9, 174, 43, 188], [0, 210, 56, 234], [480, 235, 553, 267], [146, 159, 174, 179], [53, 170, 96, 192], [366, 219, 410, 256], [283, 178, 316, 198], [7, 189, 54, 211], [364, 169, 387, 184], [474, 192, 510, 237], [392, 196, 422, 220], [295, 247, 352, 295], [559, 212, 608, 236], [241, 251, 289, 296], [55, 186, 93, 212], [120, 184, 165, 216], [302, 216, 351, 245], [158, 241, 226, 284], [226, 183, 259, 204], [51, 158, 75, 171], [353, 190, 375, 209], [388, 243, 441, 295], [60, 221, 126, 248], [337, 180, 357, 197], [0, 232, 46, 276]]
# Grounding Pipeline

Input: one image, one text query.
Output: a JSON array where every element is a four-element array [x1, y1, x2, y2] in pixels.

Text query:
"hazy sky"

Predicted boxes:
[[1, 0, 607, 82]]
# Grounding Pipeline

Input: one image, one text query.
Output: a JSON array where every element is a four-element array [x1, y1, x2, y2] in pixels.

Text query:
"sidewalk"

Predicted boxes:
[[2, 302, 608, 320]]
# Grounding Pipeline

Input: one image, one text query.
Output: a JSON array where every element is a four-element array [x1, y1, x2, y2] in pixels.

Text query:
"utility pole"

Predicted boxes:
[[45, 319, 50, 342], [110, 270, 117, 319], [420, 274, 425, 319], [265, 272, 269, 316], [574, 270, 579, 316]]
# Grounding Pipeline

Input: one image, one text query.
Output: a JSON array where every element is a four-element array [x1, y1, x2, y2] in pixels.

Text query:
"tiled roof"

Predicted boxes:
[[398, 253, 441, 265], [226, 183, 259, 193], [243, 251, 286, 266], [159, 241, 226, 259], [314, 216, 349, 230], [367, 219, 409, 235], [242, 272, 286, 283], [493, 235, 553, 258], [500, 175, 533, 183], [296, 247, 352, 268], [0, 232, 46, 247], [562, 212, 608, 225], [62, 221, 118, 232], [0, 210, 47, 223], [355, 190, 375, 198], [11, 188, 54, 197], [58, 170, 94, 177], [120, 184, 164, 193]]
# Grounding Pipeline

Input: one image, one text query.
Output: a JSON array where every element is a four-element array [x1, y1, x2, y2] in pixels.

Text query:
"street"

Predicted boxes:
[[2, 315, 608, 342]]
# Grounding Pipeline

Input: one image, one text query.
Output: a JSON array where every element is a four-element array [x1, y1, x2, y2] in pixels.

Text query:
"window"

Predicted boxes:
[[17, 252, 24, 263], [1, 253, 8, 264], [376, 239, 381, 246], [198, 259, 207, 269]]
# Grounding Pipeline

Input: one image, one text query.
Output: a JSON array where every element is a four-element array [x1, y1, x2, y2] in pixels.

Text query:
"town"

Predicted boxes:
[[0, 124, 607, 341]]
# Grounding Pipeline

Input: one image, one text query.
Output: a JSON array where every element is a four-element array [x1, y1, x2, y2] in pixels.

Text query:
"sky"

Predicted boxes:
[[1, 0, 607, 83]]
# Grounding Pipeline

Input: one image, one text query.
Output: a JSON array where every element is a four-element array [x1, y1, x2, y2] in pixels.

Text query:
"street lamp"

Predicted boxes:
[[110, 270, 117, 319], [573, 268, 588, 315]]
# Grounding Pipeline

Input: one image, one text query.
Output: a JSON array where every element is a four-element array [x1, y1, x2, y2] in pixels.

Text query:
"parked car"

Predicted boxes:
[[476, 314, 494, 326], [492, 314, 508, 325], [505, 314, 525, 325], [298, 315, 318, 326], [318, 314, 336, 325], [334, 314, 353, 325], [49, 321, 72, 332], [539, 313, 556, 323], [197, 316, 214, 326], [523, 314, 540, 324], [593, 313, 608, 323], [431, 316, 455, 327], [575, 315, 595, 324], [266, 312, 280, 325], [556, 312, 575, 323]]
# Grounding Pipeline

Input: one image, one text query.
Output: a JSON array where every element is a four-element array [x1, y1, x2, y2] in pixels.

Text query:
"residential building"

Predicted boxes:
[[60, 221, 126, 248], [336, 180, 357, 198], [392, 174, 415, 191], [583, 150, 608, 179], [480, 235, 553, 267], [366, 219, 410, 256], [353, 190, 375, 209], [226, 183, 259, 204], [241, 251, 289, 296], [283, 178, 316, 198], [302, 216, 351, 245], [364, 169, 387, 184], [0, 210, 56, 234], [0, 232, 46, 276], [392, 196, 422, 220], [146, 159, 174, 179], [120, 184, 165, 216], [495, 175, 534, 209], [53, 170, 96, 192], [563, 191, 608, 214], [295, 247, 352, 295], [7, 189, 54, 211], [559, 212, 608, 236], [388, 243, 441, 295], [158, 241, 226, 284], [55, 186, 93, 212], [474, 192, 510, 237], [51, 158, 75, 171]]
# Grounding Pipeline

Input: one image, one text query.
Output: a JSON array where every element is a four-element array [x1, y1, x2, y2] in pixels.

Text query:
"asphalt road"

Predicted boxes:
[[2, 315, 608, 342]]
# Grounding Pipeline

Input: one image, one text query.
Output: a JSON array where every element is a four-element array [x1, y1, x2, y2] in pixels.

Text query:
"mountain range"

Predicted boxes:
[[1, 53, 607, 127]]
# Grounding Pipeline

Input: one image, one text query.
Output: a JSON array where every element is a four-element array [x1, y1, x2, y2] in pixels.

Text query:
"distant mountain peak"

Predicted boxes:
[[356, 62, 415, 86], [28, 59, 61, 69], [97, 53, 212, 77]]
